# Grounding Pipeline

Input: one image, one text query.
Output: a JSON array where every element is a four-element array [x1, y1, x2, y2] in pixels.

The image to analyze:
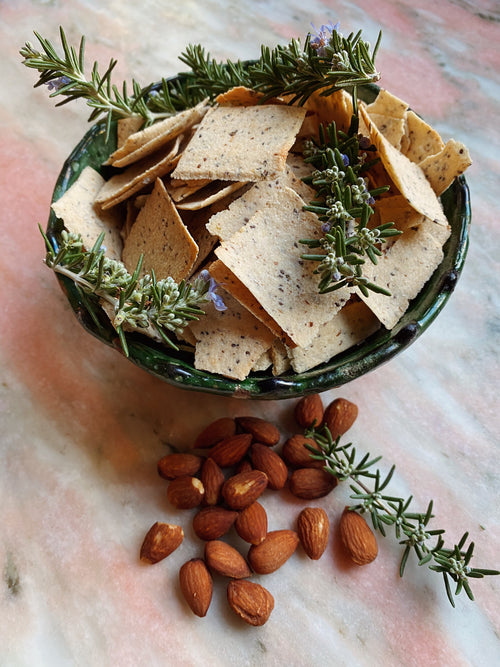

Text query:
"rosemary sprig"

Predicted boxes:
[[40, 227, 225, 356], [306, 425, 499, 606]]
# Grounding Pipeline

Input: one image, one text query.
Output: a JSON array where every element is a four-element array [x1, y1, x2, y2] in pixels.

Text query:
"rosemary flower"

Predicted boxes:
[[309, 21, 340, 57]]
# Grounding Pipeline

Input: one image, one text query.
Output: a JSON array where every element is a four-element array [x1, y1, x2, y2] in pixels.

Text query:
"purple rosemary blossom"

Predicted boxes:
[[309, 22, 340, 57], [200, 270, 227, 312], [46, 75, 72, 92], [340, 153, 349, 166], [321, 222, 331, 233]]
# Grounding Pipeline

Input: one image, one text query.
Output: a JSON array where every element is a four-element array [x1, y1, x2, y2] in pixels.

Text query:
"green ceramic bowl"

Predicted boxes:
[[47, 83, 471, 399]]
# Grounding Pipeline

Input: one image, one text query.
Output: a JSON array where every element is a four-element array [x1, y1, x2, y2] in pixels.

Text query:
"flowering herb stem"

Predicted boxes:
[[306, 425, 499, 607]]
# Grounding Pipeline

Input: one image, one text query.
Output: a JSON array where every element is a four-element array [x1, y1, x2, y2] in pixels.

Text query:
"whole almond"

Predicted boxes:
[[281, 434, 324, 469], [235, 458, 253, 475], [209, 433, 252, 468], [167, 476, 205, 509], [140, 522, 184, 564], [200, 457, 225, 506], [234, 501, 268, 545], [288, 468, 337, 500], [179, 558, 213, 617], [222, 470, 268, 510], [193, 507, 238, 541], [227, 579, 274, 626], [339, 508, 378, 565], [247, 529, 299, 574], [323, 398, 358, 439], [194, 417, 236, 449], [157, 453, 203, 480], [297, 508, 330, 560], [250, 443, 288, 490], [294, 394, 324, 429], [235, 416, 280, 446], [204, 540, 252, 579]]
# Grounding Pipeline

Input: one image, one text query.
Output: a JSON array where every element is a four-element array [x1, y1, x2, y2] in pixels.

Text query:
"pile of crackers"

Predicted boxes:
[[51, 85, 471, 381]]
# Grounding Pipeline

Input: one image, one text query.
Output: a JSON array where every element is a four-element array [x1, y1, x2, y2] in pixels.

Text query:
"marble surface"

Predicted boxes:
[[1, 1, 499, 665]]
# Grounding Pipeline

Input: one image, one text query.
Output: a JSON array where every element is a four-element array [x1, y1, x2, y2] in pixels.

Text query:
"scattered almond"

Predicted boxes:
[[140, 522, 184, 564], [294, 393, 324, 429], [288, 468, 337, 499], [205, 540, 252, 579], [193, 417, 236, 449], [179, 558, 213, 617], [222, 469, 268, 510], [157, 452, 203, 480], [323, 398, 358, 440], [234, 501, 268, 545], [227, 579, 274, 626], [167, 475, 205, 509], [208, 432, 252, 468], [236, 416, 280, 446], [281, 434, 323, 469], [297, 508, 330, 560], [193, 506, 238, 541], [339, 507, 378, 565], [250, 443, 288, 490], [200, 457, 225, 506], [247, 529, 299, 574]]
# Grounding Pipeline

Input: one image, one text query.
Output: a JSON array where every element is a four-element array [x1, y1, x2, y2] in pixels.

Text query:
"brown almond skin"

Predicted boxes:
[[248, 529, 299, 574], [235, 416, 280, 446], [235, 458, 253, 475], [204, 540, 252, 579], [209, 433, 252, 468], [194, 417, 236, 449], [234, 501, 268, 545], [179, 558, 213, 617], [250, 443, 288, 490], [167, 476, 205, 509], [222, 470, 268, 510], [323, 398, 358, 440], [281, 434, 324, 469], [227, 579, 274, 626], [200, 457, 225, 506], [140, 522, 184, 564], [339, 508, 378, 565], [193, 507, 238, 541], [297, 507, 330, 560], [288, 468, 337, 500], [294, 394, 324, 429], [157, 453, 203, 480]]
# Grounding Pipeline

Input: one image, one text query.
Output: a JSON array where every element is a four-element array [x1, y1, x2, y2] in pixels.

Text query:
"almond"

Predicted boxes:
[[167, 476, 205, 509], [140, 522, 184, 564], [297, 508, 330, 560], [227, 579, 274, 626], [281, 434, 324, 469], [194, 417, 236, 449], [234, 501, 268, 545], [157, 452, 203, 480], [209, 433, 252, 468], [323, 398, 358, 439], [179, 558, 213, 617], [235, 458, 253, 474], [193, 507, 238, 541], [339, 507, 378, 565], [235, 416, 280, 446], [288, 468, 337, 499], [204, 540, 252, 579], [222, 470, 268, 510], [250, 443, 288, 490], [247, 529, 299, 574], [200, 457, 225, 506], [294, 393, 324, 429]]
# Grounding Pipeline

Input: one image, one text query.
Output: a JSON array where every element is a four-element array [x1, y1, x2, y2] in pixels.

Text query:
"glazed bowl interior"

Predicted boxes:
[[47, 82, 471, 399]]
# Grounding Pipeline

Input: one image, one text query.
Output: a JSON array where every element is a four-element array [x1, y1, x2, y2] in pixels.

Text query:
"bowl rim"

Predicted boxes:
[[47, 81, 471, 399]]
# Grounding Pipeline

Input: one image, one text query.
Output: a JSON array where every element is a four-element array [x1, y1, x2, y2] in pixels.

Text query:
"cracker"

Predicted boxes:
[[251, 348, 273, 372], [51, 166, 123, 261], [402, 110, 444, 163], [365, 88, 408, 119], [215, 86, 284, 107], [270, 339, 291, 376], [171, 104, 306, 182], [176, 181, 246, 211], [418, 139, 472, 196], [365, 112, 405, 150], [376, 195, 451, 246], [303, 88, 354, 135], [215, 186, 352, 348], [117, 116, 144, 148], [121, 178, 198, 281]]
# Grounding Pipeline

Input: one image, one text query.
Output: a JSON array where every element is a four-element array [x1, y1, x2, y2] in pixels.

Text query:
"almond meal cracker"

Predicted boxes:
[[215, 186, 353, 348], [402, 109, 445, 164], [51, 165, 123, 261], [122, 177, 198, 281], [171, 104, 307, 182], [418, 139, 472, 196]]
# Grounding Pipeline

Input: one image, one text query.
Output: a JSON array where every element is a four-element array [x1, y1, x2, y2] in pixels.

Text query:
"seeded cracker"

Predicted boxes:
[[121, 178, 198, 282], [402, 110, 445, 164], [215, 186, 352, 348], [51, 166, 123, 261], [418, 139, 472, 196], [171, 105, 306, 182], [375, 195, 451, 246]]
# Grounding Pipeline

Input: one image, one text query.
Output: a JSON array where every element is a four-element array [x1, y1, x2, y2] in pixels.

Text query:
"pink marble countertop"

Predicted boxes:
[[1, 1, 499, 665]]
